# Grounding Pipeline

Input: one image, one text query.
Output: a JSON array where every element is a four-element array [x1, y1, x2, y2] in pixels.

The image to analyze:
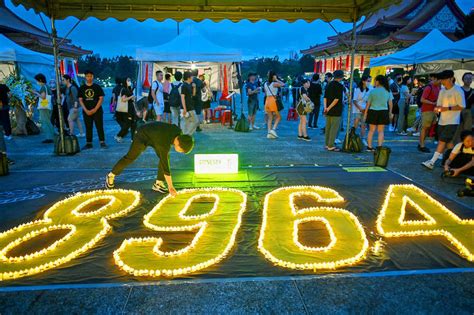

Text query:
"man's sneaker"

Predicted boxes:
[[418, 145, 430, 153], [366, 147, 375, 152], [302, 136, 311, 142], [421, 160, 435, 170], [270, 129, 278, 138], [114, 135, 123, 143], [100, 142, 108, 149], [152, 180, 168, 193], [297, 135, 304, 140], [253, 125, 260, 130], [267, 133, 276, 139], [82, 143, 93, 150], [105, 173, 115, 189]]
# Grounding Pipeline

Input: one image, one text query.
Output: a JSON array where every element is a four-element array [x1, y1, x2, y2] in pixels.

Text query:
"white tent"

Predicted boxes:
[[0, 34, 54, 83], [135, 27, 242, 95], [369, 29, 454, 68]]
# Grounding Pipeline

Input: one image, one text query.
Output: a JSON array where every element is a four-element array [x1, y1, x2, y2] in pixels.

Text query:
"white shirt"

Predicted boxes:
[[151, 80, 164, 106], [437, 85, 465, 126], [264, 82, 279, 97], [452, 142, 474, 155], [352, 88, 369, 113]]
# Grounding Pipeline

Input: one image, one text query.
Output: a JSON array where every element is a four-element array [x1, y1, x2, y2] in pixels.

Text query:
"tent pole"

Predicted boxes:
[[51, 15, 66, 155], [344, 18, 357, 151]]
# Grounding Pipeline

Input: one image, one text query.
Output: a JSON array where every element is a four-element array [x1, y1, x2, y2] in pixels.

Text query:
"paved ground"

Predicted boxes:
[[0, 91, 472, 313]]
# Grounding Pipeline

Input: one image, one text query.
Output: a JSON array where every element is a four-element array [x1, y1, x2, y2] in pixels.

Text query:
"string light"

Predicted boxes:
[[258, 186, 369, 270], [114, 188, 247, 277], [377, 184, 473, 262], [0, 189, 140, 281]]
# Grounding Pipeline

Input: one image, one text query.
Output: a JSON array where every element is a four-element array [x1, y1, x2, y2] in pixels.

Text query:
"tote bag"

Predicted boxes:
[[116, 89, 129, 113]]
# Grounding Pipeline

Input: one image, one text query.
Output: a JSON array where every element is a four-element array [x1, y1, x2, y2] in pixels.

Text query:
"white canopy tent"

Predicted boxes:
[[135, 27, 242, 96], [0, 34, 54, 83]]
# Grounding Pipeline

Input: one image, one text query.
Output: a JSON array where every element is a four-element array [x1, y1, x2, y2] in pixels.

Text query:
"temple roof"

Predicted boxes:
[[0, 3, 91, 58], [301, 0, 466, 57]]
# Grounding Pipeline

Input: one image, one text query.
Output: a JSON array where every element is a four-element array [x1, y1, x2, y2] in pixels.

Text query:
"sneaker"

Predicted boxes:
[[297, 135, 304, 140], [270, 129, 278, 138], [422, 160, 435, 170], [4, 135, 12, 141], [362, 139, 368, 146], [335, 139, 342, 144], [302, 136, 311, 142], [366, 147, 375, 152], [249, 126, 253, 131], [105, 173, 115, 189], [100, 142, 108, 149], [397, 131, 408, 136], [308, 125, 313, 129], [152, 180, 168, 193], [407, 127, 415, 132], [7, 158, 15, 165], [82, 143, 93, 150], [114, 135, 123, 143], [412, 132, 420, 137], [267, 133, 276, 139], [253, 125, 260, 130], [418, 145, 430, 153]]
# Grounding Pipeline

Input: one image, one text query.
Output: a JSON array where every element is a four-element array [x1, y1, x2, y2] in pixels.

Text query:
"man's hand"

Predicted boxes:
[[169, 186, 177, 197], [452, 169, 461, 177], [83, 109, 91, 116]]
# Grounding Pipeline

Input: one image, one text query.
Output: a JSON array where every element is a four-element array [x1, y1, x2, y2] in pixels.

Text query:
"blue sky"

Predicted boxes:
[[6, 0, 473, 60]]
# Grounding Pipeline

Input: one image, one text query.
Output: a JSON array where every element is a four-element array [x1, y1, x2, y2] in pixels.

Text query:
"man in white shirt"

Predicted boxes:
[[422, 70, 465, 170], [151, 70, 165, 121]]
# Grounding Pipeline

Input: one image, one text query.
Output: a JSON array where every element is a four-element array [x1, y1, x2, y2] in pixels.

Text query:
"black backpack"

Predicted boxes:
[[147, 81, 159, 103], [169, 82, 183, 108]]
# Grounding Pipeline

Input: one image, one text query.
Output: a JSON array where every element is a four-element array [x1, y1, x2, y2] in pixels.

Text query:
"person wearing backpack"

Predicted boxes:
[[63, 74, 84, 137], [150, 70, 164, 122], [169, 71, 183, 127], [33, 73, 55, 144], [418, 73, 441, 153], [201, 78, 213, 124]]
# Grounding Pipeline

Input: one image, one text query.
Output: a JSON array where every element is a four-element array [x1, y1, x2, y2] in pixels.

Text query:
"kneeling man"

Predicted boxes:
[[106, 122, 194, 196]]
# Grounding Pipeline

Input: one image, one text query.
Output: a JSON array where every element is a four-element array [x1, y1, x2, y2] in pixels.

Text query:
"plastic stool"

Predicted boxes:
[[213, 107, 225, 122], [221, 110, 233, 126], [287, 108, 298, 121]]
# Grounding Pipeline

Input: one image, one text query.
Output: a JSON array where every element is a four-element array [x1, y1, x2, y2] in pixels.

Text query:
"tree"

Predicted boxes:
[[298, 54, 314, 73]]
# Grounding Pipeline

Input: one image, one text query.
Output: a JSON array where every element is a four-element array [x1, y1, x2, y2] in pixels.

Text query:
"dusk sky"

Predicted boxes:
[[6, 0, 473, 60]]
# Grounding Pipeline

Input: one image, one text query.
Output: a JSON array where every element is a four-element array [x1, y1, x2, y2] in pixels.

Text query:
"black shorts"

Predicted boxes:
[[366, 109, 389, 126], [437, 124, 457, 143], [392, 100, 399, 115], [164, 101, 171, 113]]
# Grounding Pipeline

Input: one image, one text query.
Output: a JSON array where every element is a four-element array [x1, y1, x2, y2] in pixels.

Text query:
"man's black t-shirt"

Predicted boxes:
[[181, 82, 195, 111], [192, 77, 203, 108], [0, 84, 10, 110], [308, 82, 322, 105], [78, 83, 105, 110], [324, 80, 344, 117], [137, 122, 182, 176], [463, 88, 473, 110]]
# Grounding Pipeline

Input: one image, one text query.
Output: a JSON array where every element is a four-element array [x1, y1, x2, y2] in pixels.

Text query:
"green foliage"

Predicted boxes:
[[241, 55, 315, 81], [78, 55, 138, 82]]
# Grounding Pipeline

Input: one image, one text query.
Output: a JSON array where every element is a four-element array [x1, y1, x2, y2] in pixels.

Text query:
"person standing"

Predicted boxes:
[[418, 73, 441, 153], [454, 72, 473, 140], [246, 73, 261, 130], [78, 70, 107, 149], [33, 73, 55, 144], [390, 74, 402, 131], [364, 75, 393, 151], [114, 78, 137, 142], [323, 70, 345, 151], [169, 71, 183, 127], [110, 77, 122, 114], [62, 74, 84, 137], [308, 73, 322, 129], [422, 70, 465, 170], [0, 83, 12, 140], [297, 79, 311, 141], [181, 71, 198, 135], [151, 70, 164, 122], [352, 76, 370, 145], [397, 76, 411, 135], [264, 71, 285, 139], [192, 70, 203, 132], [163, 73, 172, 123], [201, 79, 213, 124], [106, 122, 194, 195]]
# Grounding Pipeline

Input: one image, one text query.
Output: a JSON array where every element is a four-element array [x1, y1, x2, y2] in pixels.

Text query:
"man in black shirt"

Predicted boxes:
[[192, 69, 203, 132], [0, 83, 12, 139], [323, 70, 345, 151], [78, 70, 107, 149], [181, 71, 198, 135], [308, 73, 322, 128], [106, 122, 194, 195]]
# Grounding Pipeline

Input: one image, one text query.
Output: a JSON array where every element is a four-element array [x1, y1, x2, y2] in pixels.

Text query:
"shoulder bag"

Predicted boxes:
[[266, 82, 284, 111], [116, 88, 129, 113]]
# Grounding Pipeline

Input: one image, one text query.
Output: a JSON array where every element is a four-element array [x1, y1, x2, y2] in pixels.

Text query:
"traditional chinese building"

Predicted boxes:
[[301, 0, 466, 73], [0, 2, 91, 58]]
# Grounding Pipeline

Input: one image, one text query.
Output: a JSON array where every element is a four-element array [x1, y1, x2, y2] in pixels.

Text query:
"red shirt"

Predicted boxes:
[[421, 83, 440, 112]]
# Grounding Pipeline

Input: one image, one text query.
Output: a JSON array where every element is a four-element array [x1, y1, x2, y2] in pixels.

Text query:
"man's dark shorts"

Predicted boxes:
[[437, 124, 457, 143], [248, 99, 259, 116]]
